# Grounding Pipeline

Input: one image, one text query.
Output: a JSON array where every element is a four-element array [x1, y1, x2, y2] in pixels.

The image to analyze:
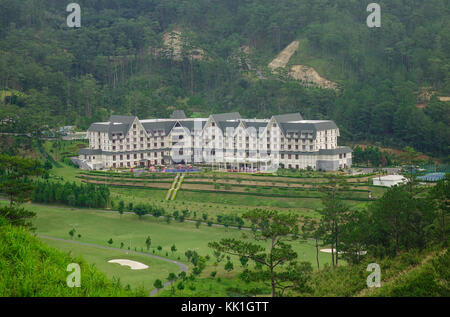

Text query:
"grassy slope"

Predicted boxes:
[[22, 201, 331, 267], [4, 201, 333, 292], [0, 223, 144, 297], [367, 249, 449, 297], [304, 247, 449, 297]]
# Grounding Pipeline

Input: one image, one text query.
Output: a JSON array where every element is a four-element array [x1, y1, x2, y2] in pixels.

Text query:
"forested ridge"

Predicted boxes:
[[0, 0, 449, 158]]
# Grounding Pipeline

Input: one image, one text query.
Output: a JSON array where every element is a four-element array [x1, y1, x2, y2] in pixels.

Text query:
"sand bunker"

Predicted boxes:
[[108, 259, 149, 270]]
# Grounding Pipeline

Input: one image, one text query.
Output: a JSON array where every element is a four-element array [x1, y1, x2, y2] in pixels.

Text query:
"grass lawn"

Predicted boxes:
[[110, 187, 168, 205], [49, 163, 83, 183], [7, 202, 334, 290], [177, 190, 323, 209], [51, 157, 378, 217], [26, 202, 331, 264], [41, 237, 180, 294], [110, 188, 322, 223]]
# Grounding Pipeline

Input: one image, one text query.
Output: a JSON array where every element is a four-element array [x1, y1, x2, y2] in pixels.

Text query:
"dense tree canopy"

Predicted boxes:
[[0, 0, 448, 157]]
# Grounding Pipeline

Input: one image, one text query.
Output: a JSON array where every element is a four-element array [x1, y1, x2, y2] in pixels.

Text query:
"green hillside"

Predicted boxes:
[[0, 220, 145, 296], [304, 247, 449, 297], [0, 0, 448, 158]]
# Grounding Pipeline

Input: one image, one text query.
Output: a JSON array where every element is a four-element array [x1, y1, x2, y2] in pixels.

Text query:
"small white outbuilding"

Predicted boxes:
[[372, 175, 407, 187]]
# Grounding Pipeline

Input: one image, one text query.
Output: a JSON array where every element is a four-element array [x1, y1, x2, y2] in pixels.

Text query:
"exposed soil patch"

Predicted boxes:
[[289, 64, 338, 90], [268, 40, 299, 70], [158, 29, 205, 61], [268, 40, 337, 90]]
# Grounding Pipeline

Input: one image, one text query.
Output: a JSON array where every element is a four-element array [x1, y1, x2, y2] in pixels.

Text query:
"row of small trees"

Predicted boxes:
[[216, 214, 244, 229], [33, 181, 110, 209], [118, 202, 194, 222]]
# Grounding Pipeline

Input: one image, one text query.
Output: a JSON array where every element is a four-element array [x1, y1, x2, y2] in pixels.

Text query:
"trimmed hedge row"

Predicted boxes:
[[182, 181, 370, 192], [77, 175, 173, 184], [79, 175, 370, 194], [81, 171, 174, 179], [175, 188, 375, 202]]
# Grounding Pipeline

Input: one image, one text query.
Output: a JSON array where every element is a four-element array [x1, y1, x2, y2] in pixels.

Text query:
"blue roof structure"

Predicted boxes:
[[417, 173, 446, 182]]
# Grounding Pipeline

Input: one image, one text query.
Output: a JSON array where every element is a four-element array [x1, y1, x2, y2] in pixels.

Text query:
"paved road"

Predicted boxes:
[[37, 234, 188, 297]]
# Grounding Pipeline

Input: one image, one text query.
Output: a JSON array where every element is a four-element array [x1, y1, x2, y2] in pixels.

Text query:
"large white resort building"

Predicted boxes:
[[77, 110, 352, 171]]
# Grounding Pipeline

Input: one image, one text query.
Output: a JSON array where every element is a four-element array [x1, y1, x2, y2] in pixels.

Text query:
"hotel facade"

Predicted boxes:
[[77, 111, 352, 171]]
